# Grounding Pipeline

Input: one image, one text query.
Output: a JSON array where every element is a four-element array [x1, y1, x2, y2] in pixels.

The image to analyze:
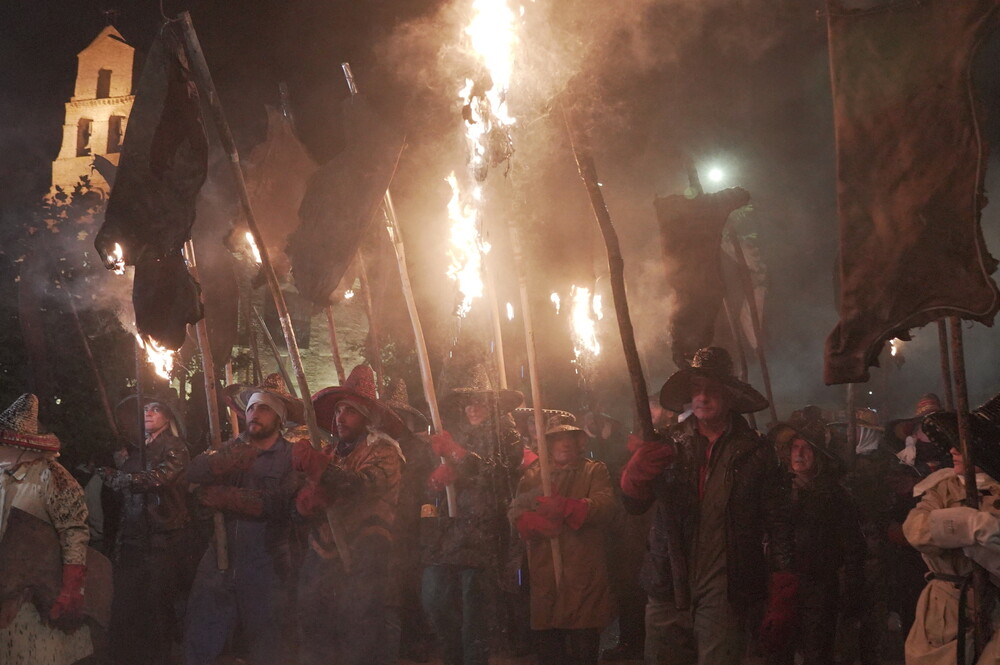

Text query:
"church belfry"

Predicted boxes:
[[51, 25, 135, 195]]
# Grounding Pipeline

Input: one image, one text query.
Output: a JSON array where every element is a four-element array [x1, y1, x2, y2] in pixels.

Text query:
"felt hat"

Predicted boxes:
[[440, 363, 524, 415], [114, 394, 185, 442], [659, 346, 769, 414], [0, 394, 61, 453], [224, 373, 305, 425], [922, 391, 1000, 480], [768, 408, 838, 463], [312, 365, 404, 438]]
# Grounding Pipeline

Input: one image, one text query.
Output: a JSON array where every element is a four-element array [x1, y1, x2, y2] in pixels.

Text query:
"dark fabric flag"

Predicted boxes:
[[287, 95, 402, 305], [824, 0, 1000, 384], [655, 187, 751, 368], [95, 23, 208, 349]]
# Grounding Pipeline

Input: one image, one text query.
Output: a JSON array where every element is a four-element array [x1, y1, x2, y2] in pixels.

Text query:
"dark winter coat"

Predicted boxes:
[[421, 416, 522, 569], [622, 413, 794, 608], [117, 431, 191, 539]]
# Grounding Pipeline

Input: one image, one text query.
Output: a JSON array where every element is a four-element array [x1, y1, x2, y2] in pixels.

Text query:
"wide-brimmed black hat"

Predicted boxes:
[[223, 373, 305, 426], [383, 378, 428, 431], [922, 392, 1000, 479], [885, 394, 945, 453], [659, 347, 769, 414], [440, 363, 524, 415], [312, 365, 404, 438], [768, 409, 838, 463], [114, 394, 185, 442]]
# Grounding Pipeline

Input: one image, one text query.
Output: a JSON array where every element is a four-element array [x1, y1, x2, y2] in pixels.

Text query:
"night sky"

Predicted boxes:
[[4, 0, 1000, 421]]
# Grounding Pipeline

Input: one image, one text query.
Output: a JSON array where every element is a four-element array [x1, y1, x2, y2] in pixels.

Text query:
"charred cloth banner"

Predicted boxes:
[[655, 187, 750, 368], [95, 22, 208, 349], [824, 0, 1000, 385]]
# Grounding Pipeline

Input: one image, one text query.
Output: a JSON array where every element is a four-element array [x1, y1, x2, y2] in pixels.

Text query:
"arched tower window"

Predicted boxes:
[[96, 69, 112, 98], [77, 118, 93, 156]]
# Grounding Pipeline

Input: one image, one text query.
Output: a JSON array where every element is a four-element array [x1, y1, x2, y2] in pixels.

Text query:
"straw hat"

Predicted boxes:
[[513, 408, 577, 431], [659, 347, 769, 414], [440, 363, 524, 415], [223, 373, 305, 425], [383, 378, 428, 431], [0, 394, 61, 453], [312, 365, 404, 438]]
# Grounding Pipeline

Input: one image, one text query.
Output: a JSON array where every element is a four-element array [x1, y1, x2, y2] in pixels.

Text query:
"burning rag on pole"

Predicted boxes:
[[95, 22, 208, 349], [655, 187, 751, 368], [823, 0, 1000, 384], [287, 95, 402, 306]]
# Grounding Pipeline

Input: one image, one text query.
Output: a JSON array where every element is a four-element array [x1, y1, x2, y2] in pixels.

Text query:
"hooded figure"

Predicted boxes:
[[293, 365, 405, 665], [0, 394, 102, 665]]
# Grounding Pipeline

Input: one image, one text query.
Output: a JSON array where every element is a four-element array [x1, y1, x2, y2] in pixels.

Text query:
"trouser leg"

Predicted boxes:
[[422, 565, 463, 665], [565, 628, 602, 665], [644, 597, 697, 665], [461, 566, 490, 665], [235, 561, 281, 665], [692, 576, 745, 665], [336, 532, 391, 665], [183, 550, 238, 665]]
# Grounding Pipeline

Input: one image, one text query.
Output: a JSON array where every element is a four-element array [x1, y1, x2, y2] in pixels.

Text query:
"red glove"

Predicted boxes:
[[520, 448, 539, 470], [428, 464, 456, 492], [198, 485, 264, 517], [431, 431, 467, 462], [563, 498, 590, 529], [295, 483, 330, 516], [208, 442, 259, 475], [49, 563, 86, 622], [292, 439, 331, 482], [620, 437, 675, 500], [516, 511, 562, 539], [537, 495, 591, 530], [759, 572, 800, 654]]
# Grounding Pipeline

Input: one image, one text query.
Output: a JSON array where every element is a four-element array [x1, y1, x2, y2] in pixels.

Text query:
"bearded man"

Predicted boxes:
[[620, 347, 795, 665], [182, 387, 300, 665]]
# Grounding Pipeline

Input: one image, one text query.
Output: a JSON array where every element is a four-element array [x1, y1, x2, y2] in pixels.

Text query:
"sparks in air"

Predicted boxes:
[[569, 285, 601, 359], [245, 231, 262, 264], [109, 243, 126, 275], [135, 334, 175, 380], [445, 173, 490, 317]]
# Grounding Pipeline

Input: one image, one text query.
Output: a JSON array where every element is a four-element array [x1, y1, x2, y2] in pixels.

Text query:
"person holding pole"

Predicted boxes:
[[292, 364, 405, 665], [182, 385, 301, 665], [619, 346, 795, 665], [421, 363, 523, 665], [100, 396, 194, 665], [510, 423, 616, 665]]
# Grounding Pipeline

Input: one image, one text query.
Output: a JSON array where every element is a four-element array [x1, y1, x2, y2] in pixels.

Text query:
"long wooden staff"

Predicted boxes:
[[179, 12, 352, 569], [184, 239, 229, 570], [937, 320, 955, 410], [507, 220, 563, 586], [251, 305, 297, 398], [324, 306, 347, 384], [64, 288, 118, 438], [562, 103, 690, 609]]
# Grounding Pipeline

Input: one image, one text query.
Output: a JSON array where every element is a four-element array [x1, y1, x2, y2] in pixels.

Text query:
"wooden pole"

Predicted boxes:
[[383, 192, 458, 516], [323, 306, 347, 384], [225, 362, 240, 436], [485, 265, 509, 390], [178, 12, 351, 570], [721, 297, 755, 430], [251, 306, 297, 398], [563, 104, 689, 609], [937, 319, 955, 411], [356, 252, 385, 395], [508, 220, 563, 586], [184, 240, 230, 571], [64, 289, 118, 438], [846, 383, 857, 452]]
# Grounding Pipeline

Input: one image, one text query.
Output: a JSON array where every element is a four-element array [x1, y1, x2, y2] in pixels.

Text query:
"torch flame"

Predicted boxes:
[[593, 294, 604, 321], [344, 289, 355, 301], [110, 243, 126, 275], [245, 231, 263, 264], [550, 292, 561, 314], [569, 285, 601, 359], [135, 334, 175, 380], [890, 338, 904, 357], [506, 302, 514, 321], [445, 172, 489, 317]]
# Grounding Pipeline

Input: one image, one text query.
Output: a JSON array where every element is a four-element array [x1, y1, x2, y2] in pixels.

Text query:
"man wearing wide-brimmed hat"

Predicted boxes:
[[0, 393, 94, 665], [223, 372, 307, 442], [510, 423, 616, 665], [619, 346, 795, 665], [767, 411, 865, 665], [182, 381, 302, 665], [292, 364, 405, 665], [100, 395, 193, 665], [421, 363, 523, 665]]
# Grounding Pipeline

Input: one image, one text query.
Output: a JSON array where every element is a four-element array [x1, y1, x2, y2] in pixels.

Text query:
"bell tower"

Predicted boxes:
[[51, 25, 135, 195]]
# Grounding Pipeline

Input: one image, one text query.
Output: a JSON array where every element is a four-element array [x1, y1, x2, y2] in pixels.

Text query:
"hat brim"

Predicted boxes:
[[0, 429, 60, 453], [884, 417, 920, 454], [544, 424, 588, 440], [922, 411, 1000, 478], [441, 388, 524, 415], [659, 368, 769, 414], [114, 395, 185, 442], [231, 386, 305, 426], [312, 387, 404, 439], [387, 401, 429, 431], [767, 423, 837, 462], [513, 408, 577, 428]]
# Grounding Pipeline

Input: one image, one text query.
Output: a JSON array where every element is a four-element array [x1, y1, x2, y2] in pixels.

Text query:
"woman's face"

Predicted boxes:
[[464, 400, 489, 426]]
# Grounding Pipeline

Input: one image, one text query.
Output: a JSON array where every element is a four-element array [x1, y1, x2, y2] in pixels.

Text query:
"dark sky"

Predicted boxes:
[[3, 0, 1000, 421]]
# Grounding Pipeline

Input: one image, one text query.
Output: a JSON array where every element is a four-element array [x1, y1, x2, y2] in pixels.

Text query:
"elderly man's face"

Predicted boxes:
[[549, 432, 586, 467], [790, 438, 816, 476], [336, 403, 369, 442], [246, 402, 281, 441], [144, 404, 170, 435], [690, 376, 731, 424]]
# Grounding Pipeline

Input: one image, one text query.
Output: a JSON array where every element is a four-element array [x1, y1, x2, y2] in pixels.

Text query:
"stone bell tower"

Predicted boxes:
[[50, 25, 135, 195]]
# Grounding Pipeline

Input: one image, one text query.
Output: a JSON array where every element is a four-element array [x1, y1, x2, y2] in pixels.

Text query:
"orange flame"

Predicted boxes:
[[245, 231, 263, 264], [135, 334, 175, 380], [569, 285, 600, 359], [445, 172, 489, 317], [110, 243, 126, 275]]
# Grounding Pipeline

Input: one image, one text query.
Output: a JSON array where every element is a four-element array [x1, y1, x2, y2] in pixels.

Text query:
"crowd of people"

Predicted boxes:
[[3, 345, 1000, 665]]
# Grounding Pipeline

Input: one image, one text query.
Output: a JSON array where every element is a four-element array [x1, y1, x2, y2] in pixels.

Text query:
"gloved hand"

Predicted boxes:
[[929, 506, 1000, 549], [98, 467, 130, 491], [431, 431, 467, 462], [520, 448, 538, 470], [516, 511, 563, 540], [49, 564, 86, 622], [198, 485, 264, 517], [208, 442, 260, 475], [295, 483, 331, 517], [620, 436, 675, 500], [759, 571, 800, 654], [292, 439, 332, 482], [428, 464, 456, 492], [536, 495, 591, 530]]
